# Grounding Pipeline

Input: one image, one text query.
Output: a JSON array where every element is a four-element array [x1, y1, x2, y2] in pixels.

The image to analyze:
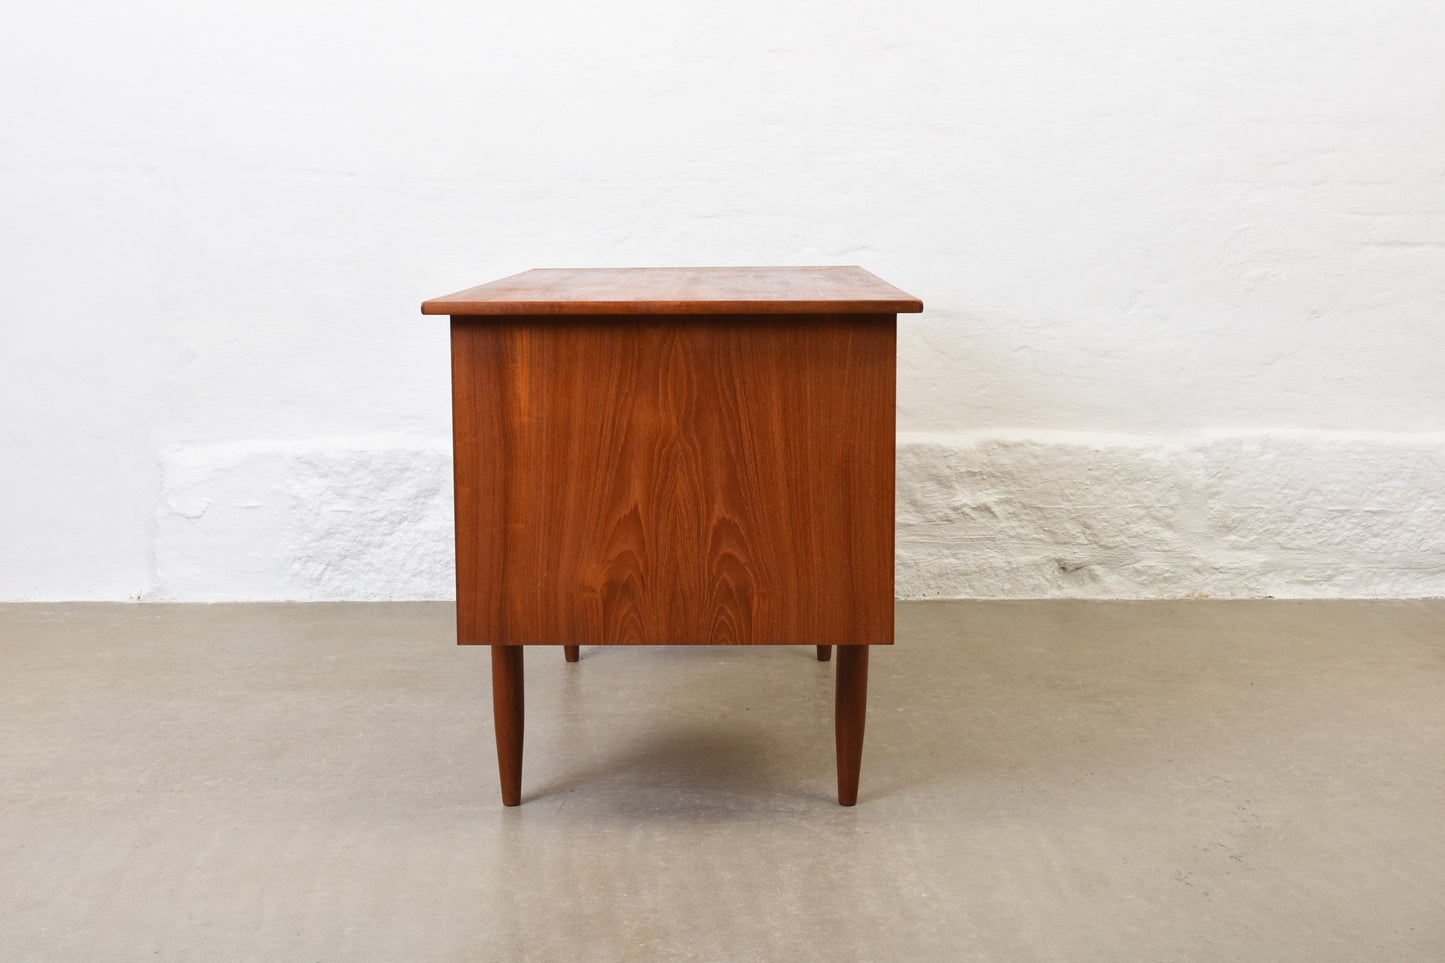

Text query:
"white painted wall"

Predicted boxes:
[[3, 1, 1442, 600]]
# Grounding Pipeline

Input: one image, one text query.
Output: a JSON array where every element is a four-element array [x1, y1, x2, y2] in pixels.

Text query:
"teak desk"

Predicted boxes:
[[422, 266, 923, 805]]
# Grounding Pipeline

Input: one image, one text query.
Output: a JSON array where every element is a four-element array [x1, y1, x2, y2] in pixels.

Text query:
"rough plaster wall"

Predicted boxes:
[[896, 432, 1445, 599], [4, 0, 1444, 599], [154, 441, 453, 601], [150, 432, 1445, 601]]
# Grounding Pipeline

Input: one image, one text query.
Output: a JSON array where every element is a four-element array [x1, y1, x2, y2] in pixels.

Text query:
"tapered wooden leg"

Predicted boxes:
[[835, 645, 869, 806], [563, 645, 580, 663], [491, 645, 524, 806], [816, 645, 832, 662]]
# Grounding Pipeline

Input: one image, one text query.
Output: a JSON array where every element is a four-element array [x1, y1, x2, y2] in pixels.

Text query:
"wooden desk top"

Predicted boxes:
[[422, 266, 922, 316]]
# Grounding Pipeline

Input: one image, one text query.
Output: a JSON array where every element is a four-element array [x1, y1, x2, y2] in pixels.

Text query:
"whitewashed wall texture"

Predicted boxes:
[[2, 1, 1443, 600]]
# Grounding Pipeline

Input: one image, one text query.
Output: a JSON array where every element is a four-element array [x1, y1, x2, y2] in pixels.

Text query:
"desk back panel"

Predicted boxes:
[[450, 314, 895, 646]]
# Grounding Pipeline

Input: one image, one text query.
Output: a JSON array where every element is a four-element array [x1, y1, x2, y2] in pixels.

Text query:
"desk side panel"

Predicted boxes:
[[450, 314, 894, 646]]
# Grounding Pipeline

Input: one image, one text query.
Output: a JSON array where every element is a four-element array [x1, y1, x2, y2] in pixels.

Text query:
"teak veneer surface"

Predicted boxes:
[[450, 314, 896, 646], [423, 266, 923, 317]]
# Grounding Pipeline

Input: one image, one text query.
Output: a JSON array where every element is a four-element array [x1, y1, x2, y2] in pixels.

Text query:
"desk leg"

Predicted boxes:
[[563, 645, 580, 663], [835, 645, 869, 806], [491, 645, 524, 806], [816, 645, 832, 661]]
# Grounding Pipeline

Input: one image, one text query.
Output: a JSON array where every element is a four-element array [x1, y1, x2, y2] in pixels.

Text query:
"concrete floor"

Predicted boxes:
[[2, 601, 1443, 961]]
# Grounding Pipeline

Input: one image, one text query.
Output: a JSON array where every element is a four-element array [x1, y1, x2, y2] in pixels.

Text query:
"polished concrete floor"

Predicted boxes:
[[2, 600, 1443, 961]]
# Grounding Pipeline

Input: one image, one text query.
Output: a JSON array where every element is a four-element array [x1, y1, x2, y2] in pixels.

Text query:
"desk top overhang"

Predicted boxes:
[[422, 266, 923, 317]]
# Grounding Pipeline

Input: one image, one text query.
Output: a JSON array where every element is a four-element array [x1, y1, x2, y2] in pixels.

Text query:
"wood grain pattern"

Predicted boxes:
[[491, 645, 523, 806], [450, 314, 895, 647], [424, 266, 923, 316], [835, 645, 869, 806]]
